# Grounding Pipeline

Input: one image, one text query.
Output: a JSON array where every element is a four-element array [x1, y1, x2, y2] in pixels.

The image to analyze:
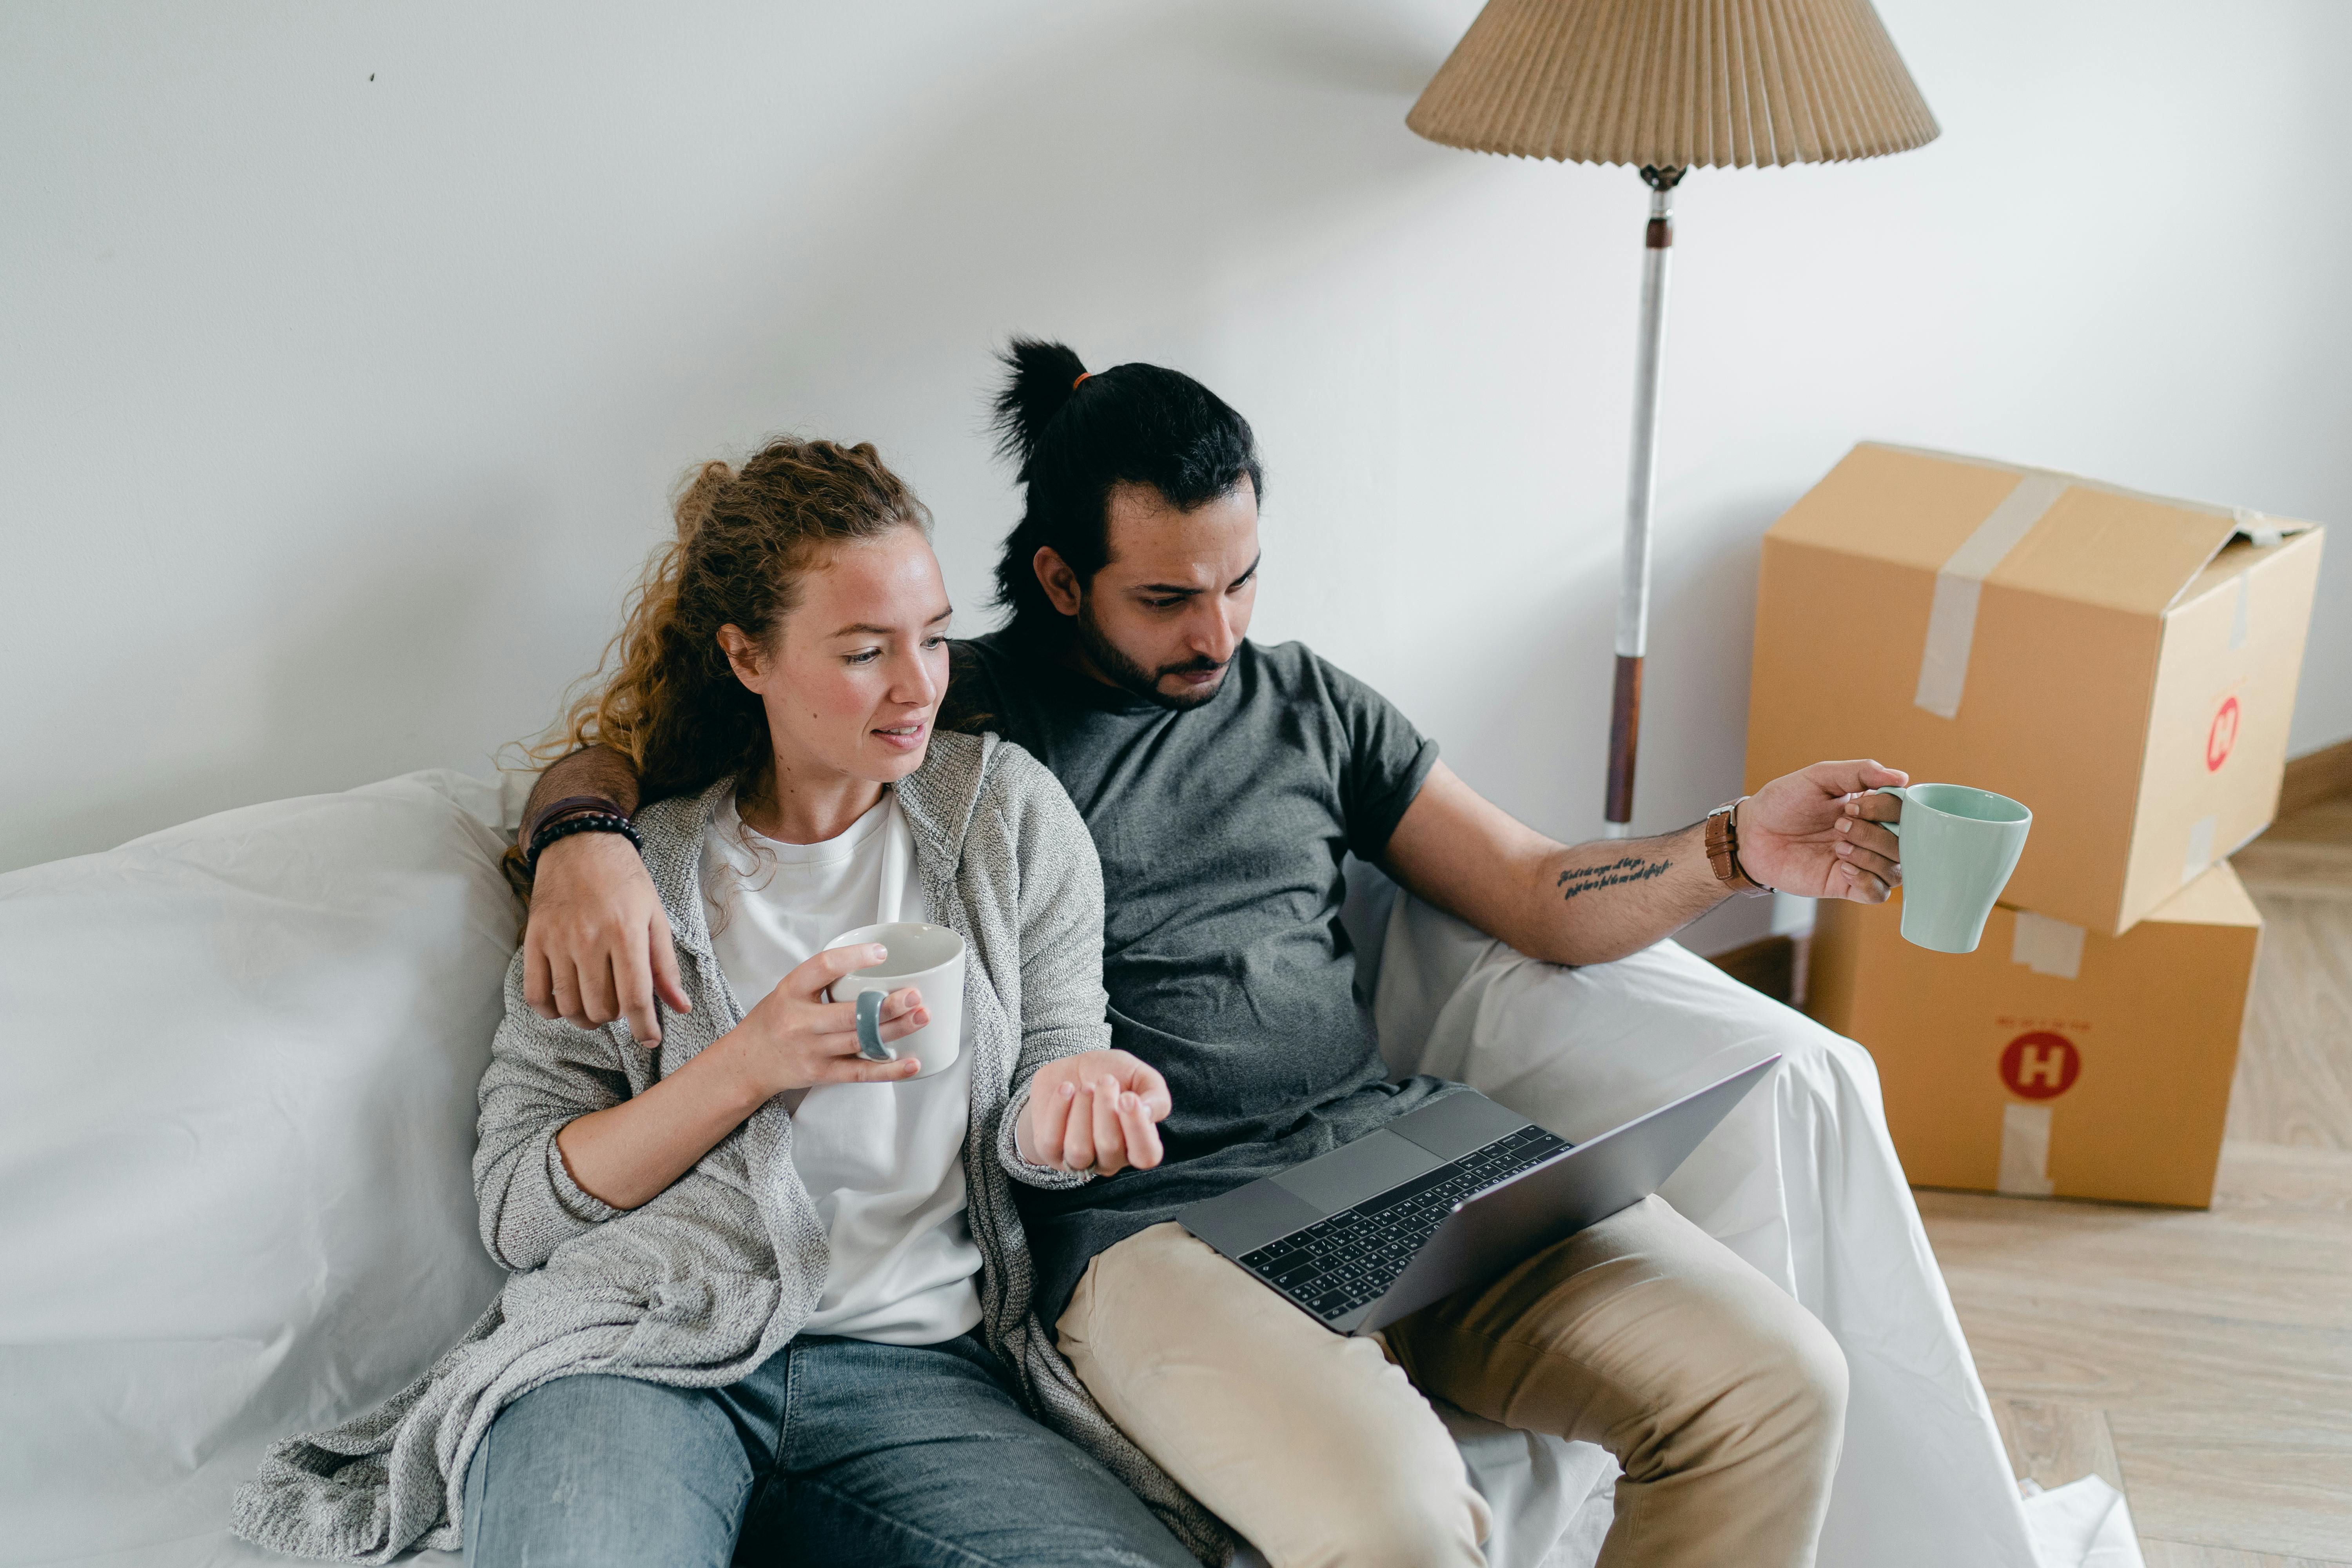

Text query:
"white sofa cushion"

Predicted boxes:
[[0, 771, 523, 1567]]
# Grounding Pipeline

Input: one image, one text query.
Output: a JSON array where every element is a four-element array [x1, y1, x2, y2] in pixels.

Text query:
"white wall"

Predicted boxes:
[[5, 0, 2348, 900]]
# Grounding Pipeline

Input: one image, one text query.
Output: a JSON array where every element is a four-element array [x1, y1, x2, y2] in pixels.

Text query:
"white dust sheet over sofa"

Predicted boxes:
[[0, 770, 2040, 1568]]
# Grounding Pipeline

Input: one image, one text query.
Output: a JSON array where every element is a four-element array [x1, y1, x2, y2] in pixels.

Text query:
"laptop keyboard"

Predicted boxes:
[[1236, 1124, 1572, 1321]]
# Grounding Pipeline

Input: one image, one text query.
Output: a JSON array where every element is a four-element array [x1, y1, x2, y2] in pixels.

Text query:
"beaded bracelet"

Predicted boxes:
[[521, 792, 632, 849], [524, 811, 643, 876]]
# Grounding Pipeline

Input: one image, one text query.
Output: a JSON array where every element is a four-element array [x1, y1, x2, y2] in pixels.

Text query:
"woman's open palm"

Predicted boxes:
[[1020, 1050, 1171, 1175]]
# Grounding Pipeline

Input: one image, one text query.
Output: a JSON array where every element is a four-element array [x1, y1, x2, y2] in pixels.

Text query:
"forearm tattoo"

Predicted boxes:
[[1557, 855, 1672, 902]]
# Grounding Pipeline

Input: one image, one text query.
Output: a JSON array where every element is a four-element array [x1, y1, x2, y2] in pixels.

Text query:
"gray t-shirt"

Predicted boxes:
[[956, 629, 1452, 1324]]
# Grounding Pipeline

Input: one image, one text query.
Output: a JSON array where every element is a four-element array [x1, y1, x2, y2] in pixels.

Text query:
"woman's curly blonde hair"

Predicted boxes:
[[528, 436, 932, 811]]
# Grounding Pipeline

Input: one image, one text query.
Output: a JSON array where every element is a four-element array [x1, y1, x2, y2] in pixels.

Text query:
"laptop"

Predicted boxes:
[[1178, 1055, 1780, 1335]]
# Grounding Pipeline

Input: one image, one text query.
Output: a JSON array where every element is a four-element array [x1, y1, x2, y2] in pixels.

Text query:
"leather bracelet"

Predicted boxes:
[[524, 812, 643, 877], [1704, 798, 1772, 897], [521, 793, 632, 849]]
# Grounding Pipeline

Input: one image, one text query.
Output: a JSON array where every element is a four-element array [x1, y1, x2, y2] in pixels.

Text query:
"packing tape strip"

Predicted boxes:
[[2226, 504, 2272, 652], [2011, 911, 2085, 980], [1997, 1101, 2056, 1196], [2184, 815, 2218, 887], [2232, 505, 2285, 550], [1913, 473, 2070, 720]]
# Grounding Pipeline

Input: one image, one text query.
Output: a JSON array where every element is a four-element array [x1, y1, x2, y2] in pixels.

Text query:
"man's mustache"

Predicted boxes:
[[1160, 656, 1227, 677]]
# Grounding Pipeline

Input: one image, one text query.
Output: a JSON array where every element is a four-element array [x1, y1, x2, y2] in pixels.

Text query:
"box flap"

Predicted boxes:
[[2141, 859, 2261, 930], [2177, 526, 2327, 613], [1765, 445, 2024, 573], [1988, 486, 2240, 616], [1771, 443, 2321, 724], [1770, 442, 2318, 614], [1992, 849, 2261, 932]]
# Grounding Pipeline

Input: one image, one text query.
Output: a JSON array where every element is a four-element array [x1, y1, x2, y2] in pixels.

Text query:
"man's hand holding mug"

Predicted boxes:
[[1735, 759, 1912, 902]]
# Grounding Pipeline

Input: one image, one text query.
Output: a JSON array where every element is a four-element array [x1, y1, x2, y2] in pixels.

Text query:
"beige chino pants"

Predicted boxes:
[[1056, 1197, 1847, 1568]]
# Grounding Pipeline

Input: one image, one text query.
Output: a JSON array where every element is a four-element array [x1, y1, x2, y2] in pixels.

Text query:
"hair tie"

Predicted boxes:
[[1072, 372, 1093, 390]]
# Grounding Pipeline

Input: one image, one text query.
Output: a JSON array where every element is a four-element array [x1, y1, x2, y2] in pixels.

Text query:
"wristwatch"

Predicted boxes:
[[1704, 799, 1772, 897]]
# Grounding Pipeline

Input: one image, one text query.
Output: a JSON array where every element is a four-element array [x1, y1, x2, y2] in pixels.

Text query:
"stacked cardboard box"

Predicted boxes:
[[1746, 444, 2324, 1205], [1808, 866, 2260, 1206]]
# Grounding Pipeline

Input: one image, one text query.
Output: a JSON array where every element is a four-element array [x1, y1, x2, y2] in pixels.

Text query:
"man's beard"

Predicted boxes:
[[1075, 594, 1228, 711]]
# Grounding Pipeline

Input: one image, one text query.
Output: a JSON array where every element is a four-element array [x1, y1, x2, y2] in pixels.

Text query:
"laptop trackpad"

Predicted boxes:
[[1272, 1129, 1446, 1214], [1182, 1179, 1325, 1256], [1393, 1090, 1534, 1160]]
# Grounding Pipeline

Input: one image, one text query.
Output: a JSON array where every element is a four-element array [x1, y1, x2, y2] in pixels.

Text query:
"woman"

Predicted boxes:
[[233, 438, 1225, 1565]]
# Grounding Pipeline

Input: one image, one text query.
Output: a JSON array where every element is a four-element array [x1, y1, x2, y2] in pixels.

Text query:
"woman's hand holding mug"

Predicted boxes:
[[1019, 1050, 1171, 1175], [722, 944, 930, 1097]]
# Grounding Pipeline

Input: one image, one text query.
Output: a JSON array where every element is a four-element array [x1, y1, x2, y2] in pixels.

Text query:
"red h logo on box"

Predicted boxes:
[[2208, 695, 2241, 772], [2000, 1031, 2081, 1100]]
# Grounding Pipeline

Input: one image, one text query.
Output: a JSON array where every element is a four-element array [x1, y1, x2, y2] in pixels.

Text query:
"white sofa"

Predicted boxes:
[[0, 770, 2040, 1568]]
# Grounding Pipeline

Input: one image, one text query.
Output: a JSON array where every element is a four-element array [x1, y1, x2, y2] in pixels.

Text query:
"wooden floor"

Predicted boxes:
[[1917, 795, 2352, 1564]]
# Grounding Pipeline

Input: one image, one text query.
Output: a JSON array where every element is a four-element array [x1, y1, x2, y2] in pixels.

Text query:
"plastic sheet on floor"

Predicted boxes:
[[2020, 1477, 2145, 1568]]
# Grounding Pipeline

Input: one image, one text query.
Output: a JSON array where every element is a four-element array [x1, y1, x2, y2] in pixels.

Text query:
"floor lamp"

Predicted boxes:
[[1407, 0, 1939, 834]]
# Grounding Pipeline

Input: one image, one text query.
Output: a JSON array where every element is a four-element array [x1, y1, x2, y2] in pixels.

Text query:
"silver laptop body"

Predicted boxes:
[[1178, 1055, 1780, 1335]]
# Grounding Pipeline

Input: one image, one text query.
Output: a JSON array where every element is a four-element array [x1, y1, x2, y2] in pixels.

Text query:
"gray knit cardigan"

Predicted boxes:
[[232, 731, 1229, 1563]]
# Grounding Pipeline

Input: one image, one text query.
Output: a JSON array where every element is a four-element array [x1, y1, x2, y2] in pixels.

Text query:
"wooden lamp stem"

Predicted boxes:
[[1604, 165, 1681, 834]]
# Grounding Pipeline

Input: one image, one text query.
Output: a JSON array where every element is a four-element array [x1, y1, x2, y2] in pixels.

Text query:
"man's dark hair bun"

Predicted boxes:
[[987, 338, 1263, 635], [990, 337, 1090, 478]]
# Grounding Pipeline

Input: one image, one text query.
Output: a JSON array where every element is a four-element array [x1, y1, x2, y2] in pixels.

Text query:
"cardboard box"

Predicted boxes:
[[1808, 862, 2261, 1208], [1748, 443, 2323, 935]]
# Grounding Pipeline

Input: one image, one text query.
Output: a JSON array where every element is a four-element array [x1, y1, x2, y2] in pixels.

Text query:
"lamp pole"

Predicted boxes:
[[1604, 164, 1682, 836], [1405, 2, 1936, 834]]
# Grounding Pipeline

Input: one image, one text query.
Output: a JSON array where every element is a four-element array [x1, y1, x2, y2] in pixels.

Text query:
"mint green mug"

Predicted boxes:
[[1871, 784, 2033, 954]]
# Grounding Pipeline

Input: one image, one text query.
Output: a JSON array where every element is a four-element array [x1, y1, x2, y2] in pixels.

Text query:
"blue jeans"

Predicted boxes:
[[462, 1332, 1194, 1568]]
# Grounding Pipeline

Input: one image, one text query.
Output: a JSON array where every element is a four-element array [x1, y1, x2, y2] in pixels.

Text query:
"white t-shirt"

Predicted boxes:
[[701, 789, 983, 1345]]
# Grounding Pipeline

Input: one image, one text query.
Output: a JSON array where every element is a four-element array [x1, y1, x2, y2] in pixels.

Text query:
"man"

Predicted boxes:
[[517, 339, 1907, 1567]]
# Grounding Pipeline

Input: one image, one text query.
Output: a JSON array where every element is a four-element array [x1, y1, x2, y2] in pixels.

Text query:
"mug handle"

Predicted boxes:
[[1869, 784, 1908, 838], [854, 990, 896, 1062]]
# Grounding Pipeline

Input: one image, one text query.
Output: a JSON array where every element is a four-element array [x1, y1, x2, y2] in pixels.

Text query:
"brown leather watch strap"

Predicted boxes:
[[1705, 799, 1772, 897]]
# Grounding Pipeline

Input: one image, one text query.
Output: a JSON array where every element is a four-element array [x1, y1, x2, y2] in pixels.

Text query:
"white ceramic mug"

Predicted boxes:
[[822, 921, 965, 1080]]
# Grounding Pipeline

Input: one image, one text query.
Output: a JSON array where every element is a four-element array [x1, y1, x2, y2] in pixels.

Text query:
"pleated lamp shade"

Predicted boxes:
[[1407, 0, 1938, 169]]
